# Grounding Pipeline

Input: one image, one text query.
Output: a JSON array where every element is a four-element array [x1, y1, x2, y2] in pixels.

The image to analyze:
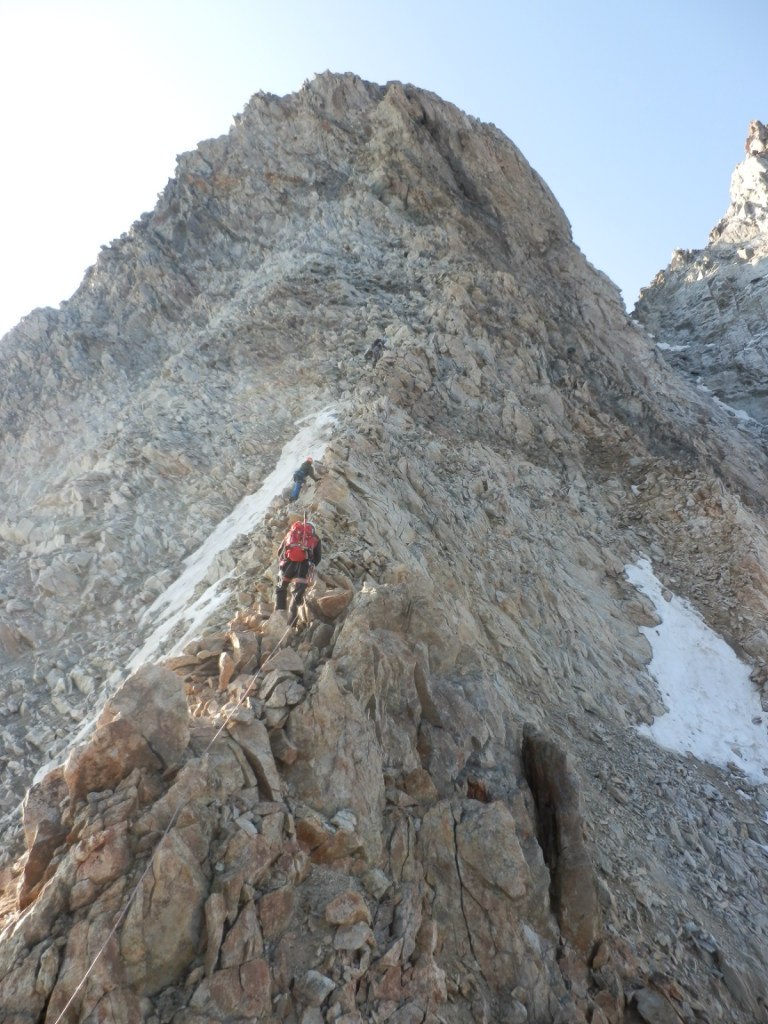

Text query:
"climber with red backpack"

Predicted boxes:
[[274, 517, 322, 624]]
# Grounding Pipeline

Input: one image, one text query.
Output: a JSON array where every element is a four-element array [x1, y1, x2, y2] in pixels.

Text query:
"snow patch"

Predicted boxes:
[[710, 394, 756, 424], [656, 342, 689, 352], [34, 407, 339, 785], [125, 406, 337, 672], [625, 558, 768, 785]]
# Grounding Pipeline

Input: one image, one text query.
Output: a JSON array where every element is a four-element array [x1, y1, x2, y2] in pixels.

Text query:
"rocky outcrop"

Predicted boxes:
[[633, 120, 768, 426], [1, 75, 767, 1022]]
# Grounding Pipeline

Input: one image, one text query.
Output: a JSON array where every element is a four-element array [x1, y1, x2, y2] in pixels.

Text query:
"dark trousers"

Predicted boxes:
[[275, 560, 312, 622]]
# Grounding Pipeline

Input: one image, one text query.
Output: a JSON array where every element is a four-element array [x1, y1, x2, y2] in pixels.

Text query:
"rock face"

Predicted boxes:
[[1, 74, 768, 1023], [633, 120, 768, 427]]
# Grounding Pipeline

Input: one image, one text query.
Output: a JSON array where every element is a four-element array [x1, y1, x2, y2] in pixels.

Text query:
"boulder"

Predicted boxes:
[[99, 664, 190, 766], [227, 718, 282, 800], [64, 717, 162, 803], [191, 958, 271, 1018], [324, 890, 372, 927], [120, 828, 208, 995], [19, 767, 69, 904], [314, 588, 353, 620]]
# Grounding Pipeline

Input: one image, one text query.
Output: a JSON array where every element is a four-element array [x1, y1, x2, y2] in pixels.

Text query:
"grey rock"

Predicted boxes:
[[635, 120, 768, 427], [293, 969, 336, 1006], [0, 73, 766, 1024]]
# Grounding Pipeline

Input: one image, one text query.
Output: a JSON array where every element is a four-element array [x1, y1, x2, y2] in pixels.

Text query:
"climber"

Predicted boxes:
[[289, 456, 318, 501], [364, 337, 387, 367], [274, 518, 322, 625]]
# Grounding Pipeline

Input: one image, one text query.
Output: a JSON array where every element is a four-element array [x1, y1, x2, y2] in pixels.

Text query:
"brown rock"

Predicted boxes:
[[195, 634, 227, 657], [56, 986, 141, 1024], [0, 942, 53, 1020], [226, 718, 282, 800], [315, 588, 353, 620], [19, 822, 68, 911], [372, 963, 404, 1003], [220, 899, 264, 968], [259, 887, 295, 941], [264, 706, 290, 729], [257, 663, 286, 704], [228, 629, 261, 672], [593, 987, 624, 1024], [590, 1006, 612, 1024], [269, 727, 299, 765], [218, 651, 236, 689], [411, 954, 448, 1008], [64, 717, 162, 803], [164, 654, 201, 672], [191, 958, 271, 1018], [133, 759, 210, 838], [0, 622, 25, 657], [120, 828, 207, 995], [325, 890, 372, 927], [46, 916, 127, 1022], [21, 766, 67, 850], [311, 622, 335, 649], [203, 892, 227, 977], [402, 767, 438, 803], [282, 663, 385, 862], [296, 813, 332, 851], [75, 821, 131, 888], [99, 663, 190, 767], [262, 647, 305, 675], [632, 987, 683, 1024], [217, 830, 280, 921], [456, 801, 530, 902], [259, 809, 288, 848], [310, 828, 365, 866], [69, 877, 99, 910], [418, 798, 555, 1000]]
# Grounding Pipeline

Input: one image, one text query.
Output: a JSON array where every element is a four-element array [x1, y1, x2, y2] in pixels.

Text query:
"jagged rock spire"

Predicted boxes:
[[634, 119, 768, 425], [709, 119, 768, 244]]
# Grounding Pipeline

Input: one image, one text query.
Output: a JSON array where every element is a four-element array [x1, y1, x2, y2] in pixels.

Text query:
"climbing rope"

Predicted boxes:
[[50, 616, 297, 1024]]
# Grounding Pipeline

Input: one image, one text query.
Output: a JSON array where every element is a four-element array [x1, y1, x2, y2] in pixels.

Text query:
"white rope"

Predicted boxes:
[[50, 618, 297, 1023]]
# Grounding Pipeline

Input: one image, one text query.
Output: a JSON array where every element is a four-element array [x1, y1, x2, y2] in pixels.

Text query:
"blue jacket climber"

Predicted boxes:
[[290, 457, 318, 501]]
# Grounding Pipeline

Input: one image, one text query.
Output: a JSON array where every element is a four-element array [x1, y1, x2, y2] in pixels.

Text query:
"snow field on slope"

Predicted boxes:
[[34, 407, 338, 785], [126, 406, 338, 673], [625, 558, 768, 785]]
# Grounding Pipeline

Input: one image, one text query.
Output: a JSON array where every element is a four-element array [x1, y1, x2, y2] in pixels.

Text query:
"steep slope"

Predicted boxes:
[[633, 120, 768, 427], [1, 74, 767, 1024]]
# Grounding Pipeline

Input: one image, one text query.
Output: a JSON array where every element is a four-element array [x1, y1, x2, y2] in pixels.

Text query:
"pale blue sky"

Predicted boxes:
[[0, 0, 762, 337]]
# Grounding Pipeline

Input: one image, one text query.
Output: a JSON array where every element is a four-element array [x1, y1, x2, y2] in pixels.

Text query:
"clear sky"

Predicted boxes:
[[0, 0, 762, 338]]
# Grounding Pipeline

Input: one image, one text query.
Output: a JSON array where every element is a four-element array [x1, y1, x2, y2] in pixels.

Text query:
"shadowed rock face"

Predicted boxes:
[[634, 120, 768, 428], [1, 74, 768, 1023]]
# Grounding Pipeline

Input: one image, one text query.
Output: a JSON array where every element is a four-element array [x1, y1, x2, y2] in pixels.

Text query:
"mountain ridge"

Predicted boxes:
[[0, 74, 767, 1024], [634, 119, 768, 426]]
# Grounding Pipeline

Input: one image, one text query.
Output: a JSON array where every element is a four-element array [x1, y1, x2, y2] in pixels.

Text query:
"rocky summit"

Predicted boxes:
[[0, 74, 767, 1024], [634, 120, 768, 429]]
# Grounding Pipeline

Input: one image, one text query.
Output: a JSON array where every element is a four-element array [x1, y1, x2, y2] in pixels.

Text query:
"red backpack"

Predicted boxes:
[[283, 521, 318, 562]]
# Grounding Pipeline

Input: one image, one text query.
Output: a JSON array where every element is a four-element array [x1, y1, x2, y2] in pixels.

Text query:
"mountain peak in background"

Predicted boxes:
[[634, 119, 768, 426], [710, 118, 768, 245], [1, 74, 767, 1023]]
